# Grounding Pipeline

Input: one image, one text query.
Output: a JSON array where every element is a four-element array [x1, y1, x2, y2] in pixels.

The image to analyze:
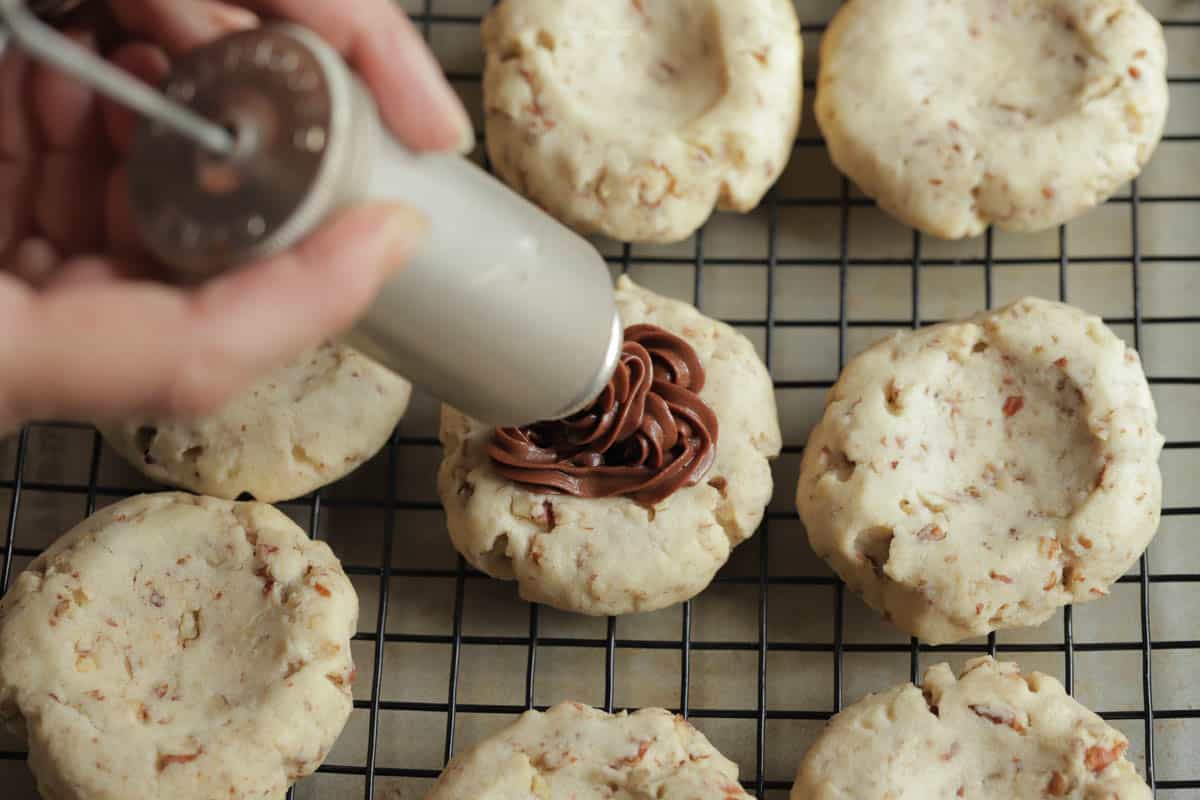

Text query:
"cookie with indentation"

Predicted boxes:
[[815, 0, 1168, 238], [482, 0, 802, 244], [438, 276, 781, 616], [99, 342, 411, 502], [796, 298, 1162, 644], [0, 492, 356, 800], [427, 701, 754, 799], [793, 657, 1150, 799]]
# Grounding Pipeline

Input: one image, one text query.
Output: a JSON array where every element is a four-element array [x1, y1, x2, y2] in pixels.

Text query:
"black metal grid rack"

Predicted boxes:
[[3, 2, 1200, 798]]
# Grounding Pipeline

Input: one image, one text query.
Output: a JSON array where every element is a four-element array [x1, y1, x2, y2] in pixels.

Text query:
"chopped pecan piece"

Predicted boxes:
[[608, 739, 651, 769], [157, 749, 203, 771], [1038, 536, 1061, 559], [325, 667, 356, 689], [1046, 770, 1070, 795], [1085, 742, 1127, 773], [922, 687, 939, 717], [50, 597, 70, 626], [885, 379, 902, 412], [969, 703, 1025, 732], [179, 610, 201, 646], [916, 524, 946, 542]]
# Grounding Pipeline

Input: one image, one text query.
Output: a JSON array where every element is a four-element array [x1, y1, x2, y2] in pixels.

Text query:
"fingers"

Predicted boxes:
[[0, 49, 39, 263], [0, 271, 194, 427], [30, 30, 101, 150], [106, 0, 471, 152], [0, 273, 37, 433], [0, 162, 37, 264], [35, 149, 112, 258], [100, 43, 170, 156], [39, 255, 124, 288], [171, 201, 428, 412], [0, 47, 38, 160], [108, 0, 258, 54], [23, 30, 111, 256], [0, 202, 426, 426], [7, 238, 60, 286], [103, 165, 143, 260], [241, 0, 473, 153]]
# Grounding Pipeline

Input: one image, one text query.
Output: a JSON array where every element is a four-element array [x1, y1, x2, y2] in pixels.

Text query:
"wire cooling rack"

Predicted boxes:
[[3, 2, 1200, 798]]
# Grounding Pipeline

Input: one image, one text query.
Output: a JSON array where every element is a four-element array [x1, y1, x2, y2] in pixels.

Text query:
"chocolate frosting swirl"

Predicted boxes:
[[489, 324, 719, 505]]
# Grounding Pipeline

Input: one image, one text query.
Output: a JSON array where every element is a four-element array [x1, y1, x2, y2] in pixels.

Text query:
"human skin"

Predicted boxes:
[[0, 0, 474, 434]]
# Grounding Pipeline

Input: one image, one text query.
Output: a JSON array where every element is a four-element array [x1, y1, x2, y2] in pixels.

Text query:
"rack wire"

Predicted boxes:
[[3, 2, 1200, 798]]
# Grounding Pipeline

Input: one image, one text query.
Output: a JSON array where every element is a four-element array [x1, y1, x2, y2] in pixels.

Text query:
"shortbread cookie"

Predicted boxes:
[[797, 298, 1162, 644], [100, 342, 411, 502], [428, 702, 754, 799], [815, 0, 1168, 238], [482, 0, 802, 244], [438, 276, 781, 615], [0, 493, 356, 800], [793, 657, 1150, 799]]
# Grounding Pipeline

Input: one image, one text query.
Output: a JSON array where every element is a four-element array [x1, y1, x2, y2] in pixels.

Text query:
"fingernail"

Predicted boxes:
[[372, 201, 430, 277], [12, 237, 60, 287], [454, 111, 478, 156], [205, 4, 258, 32]]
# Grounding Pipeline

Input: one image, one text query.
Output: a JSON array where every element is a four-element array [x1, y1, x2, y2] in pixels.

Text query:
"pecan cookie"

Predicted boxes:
[[438, 276, 781, 615], [99, 342, 411, 502], [428, 702, 754, 799], [815, 0, 1168, 238], [797, 298, 1162, 644], [794, 657, 1150, 799], [482, 0, 802, 244], [0, 493, 356, 800]]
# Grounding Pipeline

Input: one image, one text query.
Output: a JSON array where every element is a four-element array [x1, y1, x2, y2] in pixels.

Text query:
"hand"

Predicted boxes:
[[0, 0, 474, 435]]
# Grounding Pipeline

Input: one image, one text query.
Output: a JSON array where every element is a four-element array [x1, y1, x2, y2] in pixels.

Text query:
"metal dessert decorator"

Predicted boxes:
[[0, 0, 622, 428]]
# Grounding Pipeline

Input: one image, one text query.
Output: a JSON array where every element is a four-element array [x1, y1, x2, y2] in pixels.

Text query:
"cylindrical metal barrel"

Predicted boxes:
[[127, 23, 621, 427]]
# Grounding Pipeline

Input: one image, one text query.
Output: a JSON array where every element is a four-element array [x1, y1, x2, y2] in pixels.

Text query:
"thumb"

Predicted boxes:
[[195, 199, 429, 357], [0, 202, 429, 432], [160, 200, 428, 417]]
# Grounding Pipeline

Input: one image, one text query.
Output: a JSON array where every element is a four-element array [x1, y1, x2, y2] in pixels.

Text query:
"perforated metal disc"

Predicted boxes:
[[128, 27, 336, 281]]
